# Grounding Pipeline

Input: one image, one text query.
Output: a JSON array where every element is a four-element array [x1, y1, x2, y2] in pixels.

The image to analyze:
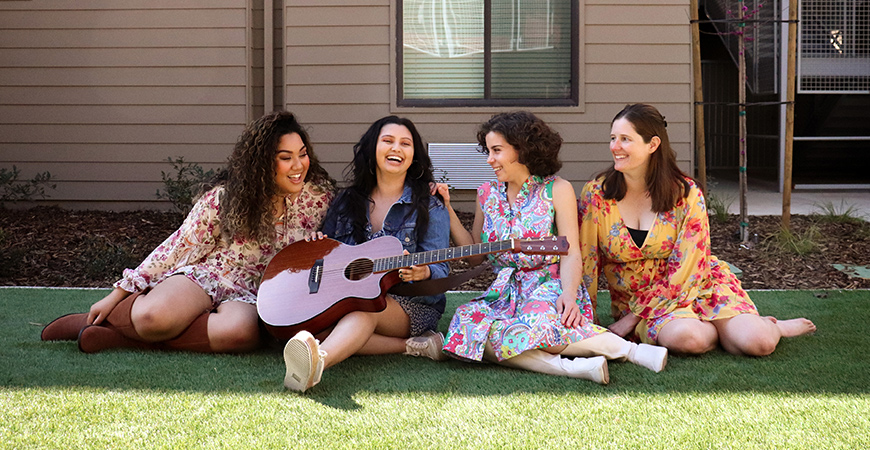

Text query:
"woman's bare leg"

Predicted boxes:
[[206, 301, 260, 353], [713, 314, 815, 356], [129, 276, 214, 341], [656, 318, 719, 355], [319, 296, 410, 368]]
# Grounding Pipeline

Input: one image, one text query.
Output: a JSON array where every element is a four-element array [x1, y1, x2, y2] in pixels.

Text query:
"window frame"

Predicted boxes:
[[394, 0, 581, 108]]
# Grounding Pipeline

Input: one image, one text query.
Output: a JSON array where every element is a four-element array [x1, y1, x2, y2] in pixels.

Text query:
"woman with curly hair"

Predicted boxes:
[[41, 111, 335, 353], [435, 111, 666, 385], [578, 103, 815, 356], [282, 116, 450, 393]]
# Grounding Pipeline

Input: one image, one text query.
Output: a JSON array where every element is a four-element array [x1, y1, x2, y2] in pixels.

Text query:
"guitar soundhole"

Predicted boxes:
[[345, 258, 374, 281]]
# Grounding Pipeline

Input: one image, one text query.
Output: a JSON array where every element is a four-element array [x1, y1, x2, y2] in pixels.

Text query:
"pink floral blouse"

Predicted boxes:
[[114, 184, 333, 305]]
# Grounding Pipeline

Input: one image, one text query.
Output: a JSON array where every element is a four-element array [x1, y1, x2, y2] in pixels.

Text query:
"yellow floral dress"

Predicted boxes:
[[578, 177, 758, 344]]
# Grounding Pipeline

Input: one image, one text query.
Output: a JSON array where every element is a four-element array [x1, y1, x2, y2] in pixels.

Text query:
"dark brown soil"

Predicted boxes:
[[1, 207, 868, 290]]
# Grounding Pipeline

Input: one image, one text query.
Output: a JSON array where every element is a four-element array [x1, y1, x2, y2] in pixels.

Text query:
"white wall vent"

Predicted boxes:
[[428, 143, 495, 189]]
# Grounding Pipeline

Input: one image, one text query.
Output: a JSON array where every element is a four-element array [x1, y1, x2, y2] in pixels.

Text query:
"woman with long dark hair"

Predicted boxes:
[[579, 103, 816, 355], [282, 116, 450, 393], [41, 111, 335, 353]]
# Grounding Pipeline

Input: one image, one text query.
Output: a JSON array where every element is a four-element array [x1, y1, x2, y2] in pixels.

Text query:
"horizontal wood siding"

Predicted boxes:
[[0, 0, 250, 209], [2, 0, 692, 210], [284, 0, 693, 210]]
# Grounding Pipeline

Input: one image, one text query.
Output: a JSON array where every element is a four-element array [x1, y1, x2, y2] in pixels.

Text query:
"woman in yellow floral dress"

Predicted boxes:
[[41, 111, 335, 354], [579, 103, 815, 356]]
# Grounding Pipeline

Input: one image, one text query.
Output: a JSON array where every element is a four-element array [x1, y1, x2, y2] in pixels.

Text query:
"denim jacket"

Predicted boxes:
[[321, 184, 450, 313]]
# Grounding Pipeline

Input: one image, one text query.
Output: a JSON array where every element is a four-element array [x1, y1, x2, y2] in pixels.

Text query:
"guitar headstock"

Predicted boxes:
[[512, 236, 570, 255]]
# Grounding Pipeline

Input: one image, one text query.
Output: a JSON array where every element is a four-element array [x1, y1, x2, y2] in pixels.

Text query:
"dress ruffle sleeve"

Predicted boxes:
[[113, 188, 221, 293]]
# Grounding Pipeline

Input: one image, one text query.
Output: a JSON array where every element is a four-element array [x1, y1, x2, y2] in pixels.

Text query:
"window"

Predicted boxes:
[[398, 0, 578, 107]]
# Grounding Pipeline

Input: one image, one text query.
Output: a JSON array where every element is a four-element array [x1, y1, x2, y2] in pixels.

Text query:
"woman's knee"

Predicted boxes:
[[733, 331, 779, 357], [658, 320, 718, 354], [130, 302, 177, 336], [718, 315, 780, 356]]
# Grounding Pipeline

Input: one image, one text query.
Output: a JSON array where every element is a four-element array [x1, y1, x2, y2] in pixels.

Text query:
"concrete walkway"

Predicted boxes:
[[710, 178, 870, 217]]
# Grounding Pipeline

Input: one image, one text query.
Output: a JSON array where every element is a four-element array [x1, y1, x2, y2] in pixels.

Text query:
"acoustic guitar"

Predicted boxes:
[[257, 235, 569, 341]]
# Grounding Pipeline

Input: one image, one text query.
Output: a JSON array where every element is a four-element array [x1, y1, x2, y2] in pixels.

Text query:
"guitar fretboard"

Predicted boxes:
[[372, 239, 514, 273]]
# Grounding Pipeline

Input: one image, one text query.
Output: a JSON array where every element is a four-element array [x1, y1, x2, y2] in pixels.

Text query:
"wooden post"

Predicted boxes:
[[738, 1, 749, 243], [782, 0, 798, 230], [691, 0, 707, 192]]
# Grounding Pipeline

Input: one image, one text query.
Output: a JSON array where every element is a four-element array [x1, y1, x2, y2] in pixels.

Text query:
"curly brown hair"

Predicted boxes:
[[476, 111, 563, 177], [215, 111, 335, 243]]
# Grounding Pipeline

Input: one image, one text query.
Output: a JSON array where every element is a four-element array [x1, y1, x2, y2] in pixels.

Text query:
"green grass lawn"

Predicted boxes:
[[1, 288, 868, 449]]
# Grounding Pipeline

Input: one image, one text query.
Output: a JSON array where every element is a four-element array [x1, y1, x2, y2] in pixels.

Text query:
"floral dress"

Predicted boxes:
[[114, 183, 333, 306], [578, 177, 757, 344], [443, 175, 606, 362]]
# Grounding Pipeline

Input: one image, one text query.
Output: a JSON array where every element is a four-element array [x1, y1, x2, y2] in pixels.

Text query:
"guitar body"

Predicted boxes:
[[257, 236, 403, 342]]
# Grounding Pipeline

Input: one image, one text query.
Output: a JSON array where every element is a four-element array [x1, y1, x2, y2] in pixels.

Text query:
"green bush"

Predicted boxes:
[[706, 190, 734, 224], [0, 165, 56, 204], [763, 225, 821, 256], [156, 157, 222, 216], [812, 200, 866, 225], [78, 235, 139, 282], [0, 226, 25, 279]]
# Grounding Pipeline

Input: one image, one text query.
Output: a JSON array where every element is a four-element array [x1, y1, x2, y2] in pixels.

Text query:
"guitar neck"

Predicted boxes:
[[372, 239, 515, 273]]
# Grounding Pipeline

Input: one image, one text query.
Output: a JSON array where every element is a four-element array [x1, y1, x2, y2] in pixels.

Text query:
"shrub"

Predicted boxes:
[[78, 235, 140, 282], [156, 157, 222, 216], [763, 225, 821, 256], [706, 190, 734, 224], [0, 165, 56, 205], [812, 200, 866, 225]]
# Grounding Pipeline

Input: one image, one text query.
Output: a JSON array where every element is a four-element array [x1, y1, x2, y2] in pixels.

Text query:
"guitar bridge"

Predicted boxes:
[[309, 259, 324, 294]]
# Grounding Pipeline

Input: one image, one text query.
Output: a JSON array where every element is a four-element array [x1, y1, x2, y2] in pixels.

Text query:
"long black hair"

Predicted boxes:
[[340, 116, 436, 244]]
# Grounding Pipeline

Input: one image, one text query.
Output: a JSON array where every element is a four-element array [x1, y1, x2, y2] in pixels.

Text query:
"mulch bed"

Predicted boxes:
[[1, 206, 868, 290]]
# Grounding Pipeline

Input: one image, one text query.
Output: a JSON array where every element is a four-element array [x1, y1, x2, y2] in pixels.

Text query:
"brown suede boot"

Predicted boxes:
[[104, 291, 146, 340], [79, 314, 214, 354], [41, 313, 90, 341], [77, 325, 158, 353], [162, 313, 212, 353]]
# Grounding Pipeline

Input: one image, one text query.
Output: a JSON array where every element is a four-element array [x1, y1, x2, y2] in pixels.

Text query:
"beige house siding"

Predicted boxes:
[[284, 0, 694, 211], [0, 0, 253, 209], [1, 0, 693, 210]]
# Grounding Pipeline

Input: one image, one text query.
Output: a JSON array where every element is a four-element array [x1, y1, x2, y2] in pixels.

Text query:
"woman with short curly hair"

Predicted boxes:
[[42, 111, 335, 354], [437, 111, 667, 385]]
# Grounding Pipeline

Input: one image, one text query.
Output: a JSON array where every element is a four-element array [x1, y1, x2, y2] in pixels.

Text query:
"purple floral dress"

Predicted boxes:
[[443, 176, 606, 362], [578, 177, 757, 344], [114, 184, 333, 306]]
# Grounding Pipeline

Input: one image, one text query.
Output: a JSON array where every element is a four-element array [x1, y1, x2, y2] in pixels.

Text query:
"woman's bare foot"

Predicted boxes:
[[607, 314, 641, 338], [776, 318, 816, 337]]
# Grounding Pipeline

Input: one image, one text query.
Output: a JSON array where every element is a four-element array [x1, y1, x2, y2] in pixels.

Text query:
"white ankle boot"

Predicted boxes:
[[486, 345, 609, 385], [561, 333, 668, 373], [625, 343, 667, 373]]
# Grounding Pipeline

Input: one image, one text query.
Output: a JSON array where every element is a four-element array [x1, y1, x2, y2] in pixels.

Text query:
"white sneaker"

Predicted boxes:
[[404, 330, 448, 361], [283, 330, 326, 392]]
